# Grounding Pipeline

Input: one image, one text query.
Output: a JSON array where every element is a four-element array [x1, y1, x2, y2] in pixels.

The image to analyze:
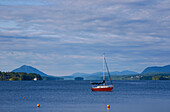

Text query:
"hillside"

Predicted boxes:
[[72, 70, 138, 77], [71, 70, 138, 80], [141, 65, 170, 74], [12, 65, 48, 76], [0, 71, 42, 81]]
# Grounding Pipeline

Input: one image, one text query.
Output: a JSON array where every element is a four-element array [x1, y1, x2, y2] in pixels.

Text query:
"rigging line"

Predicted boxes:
[[104, 57, 113, 85]]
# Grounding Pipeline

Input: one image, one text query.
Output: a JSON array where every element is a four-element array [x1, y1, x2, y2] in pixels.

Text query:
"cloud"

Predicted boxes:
[[0, 0, 52, 6], [0, 0, 170, 75]]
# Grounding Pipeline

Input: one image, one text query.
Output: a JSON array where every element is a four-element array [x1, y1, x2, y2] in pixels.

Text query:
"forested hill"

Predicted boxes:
[[12, 65, 48, 76], [141, 65, 170, 74], [0, 71, 42, 81]]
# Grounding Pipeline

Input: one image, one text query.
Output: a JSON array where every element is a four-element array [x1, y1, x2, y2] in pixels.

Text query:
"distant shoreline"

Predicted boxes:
[[0, 71, 42, 81]]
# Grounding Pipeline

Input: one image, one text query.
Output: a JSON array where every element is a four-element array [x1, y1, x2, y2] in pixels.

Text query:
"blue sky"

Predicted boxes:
[[0, 0, 170, 76]]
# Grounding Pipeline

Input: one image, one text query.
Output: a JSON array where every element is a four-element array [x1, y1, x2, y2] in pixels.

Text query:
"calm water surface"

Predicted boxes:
[[0, 80, 170, 112]]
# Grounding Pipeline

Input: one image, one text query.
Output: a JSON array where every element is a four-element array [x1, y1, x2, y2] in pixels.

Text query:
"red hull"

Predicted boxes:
[[91, 86, 113, 91]]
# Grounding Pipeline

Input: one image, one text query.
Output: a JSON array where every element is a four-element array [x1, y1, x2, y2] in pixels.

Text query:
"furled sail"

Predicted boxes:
[[91, 80, 105, 85]]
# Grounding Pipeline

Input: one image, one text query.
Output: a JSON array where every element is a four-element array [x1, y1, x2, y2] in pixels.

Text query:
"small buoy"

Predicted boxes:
[[107, 105, 110, 109], [37, 104, 40, 107], [23, 97, 25, 99]]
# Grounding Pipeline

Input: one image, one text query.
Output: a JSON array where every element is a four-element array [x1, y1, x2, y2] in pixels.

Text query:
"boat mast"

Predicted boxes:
[[103, 54, 105, 85], [104, 55, 113, 85]]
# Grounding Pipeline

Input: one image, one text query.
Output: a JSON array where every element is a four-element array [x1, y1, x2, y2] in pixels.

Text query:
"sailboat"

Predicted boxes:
[[91, 54, 113, 91]]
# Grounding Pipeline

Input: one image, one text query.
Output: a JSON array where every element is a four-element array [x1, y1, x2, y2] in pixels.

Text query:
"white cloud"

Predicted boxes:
[[0, 0, 170, 75]]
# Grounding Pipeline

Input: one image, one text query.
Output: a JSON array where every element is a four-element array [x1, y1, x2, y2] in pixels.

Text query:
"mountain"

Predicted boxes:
[[12, 65, 48, 76], [72, 72, 90, 77], [61, 76, 75, 80], [141, 65, 170, 74], [110, 70, 139, 75], [71, 70, 138, 80], [72, 70, 139, 77]]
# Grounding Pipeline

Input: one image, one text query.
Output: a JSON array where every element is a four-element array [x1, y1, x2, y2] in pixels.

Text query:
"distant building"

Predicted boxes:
[[136, 76, 139, 78]]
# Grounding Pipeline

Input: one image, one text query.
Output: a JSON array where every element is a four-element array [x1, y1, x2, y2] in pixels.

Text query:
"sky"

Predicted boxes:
[[0, 0, 170, 76]]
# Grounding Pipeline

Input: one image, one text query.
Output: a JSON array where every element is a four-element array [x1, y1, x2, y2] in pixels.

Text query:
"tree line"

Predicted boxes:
[[105, 72, 170, 80], [0, 71, 42, 81]]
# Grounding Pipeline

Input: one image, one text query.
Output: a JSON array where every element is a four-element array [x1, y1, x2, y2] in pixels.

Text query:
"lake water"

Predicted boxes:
[[0, 80, 170, 112]]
